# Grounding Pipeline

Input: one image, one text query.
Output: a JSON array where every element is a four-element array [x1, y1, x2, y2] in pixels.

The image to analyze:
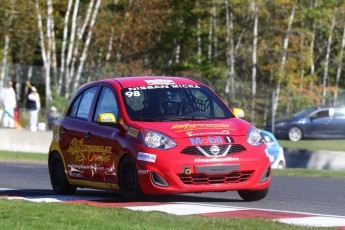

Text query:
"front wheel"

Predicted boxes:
[[49, 152, 77, 195], [288, 126, 303, 141], [237, 188, 269, 201], [118, 155, 142, 200]]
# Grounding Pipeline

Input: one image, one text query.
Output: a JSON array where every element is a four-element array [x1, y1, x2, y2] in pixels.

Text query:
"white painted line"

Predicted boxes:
[[127, 203, 243, 215], [8, 197, 61, 202], [8, 195, 109, 202], [278, 216, 345, 227]]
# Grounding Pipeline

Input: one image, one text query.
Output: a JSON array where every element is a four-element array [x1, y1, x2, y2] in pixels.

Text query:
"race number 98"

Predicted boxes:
[[125, 91, 140, 97]]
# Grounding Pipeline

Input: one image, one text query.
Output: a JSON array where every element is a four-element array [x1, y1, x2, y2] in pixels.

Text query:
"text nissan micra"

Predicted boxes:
[[48, 76, 271, 201]]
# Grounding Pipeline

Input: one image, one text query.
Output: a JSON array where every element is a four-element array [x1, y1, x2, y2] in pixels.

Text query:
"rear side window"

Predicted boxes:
[[69, 86, 98, 119]]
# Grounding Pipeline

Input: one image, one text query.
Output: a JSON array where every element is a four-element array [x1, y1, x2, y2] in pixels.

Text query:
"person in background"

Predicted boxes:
[[27, 86, 40, 132], [1, 80, 17, 128], [47, 106, 60, 130]]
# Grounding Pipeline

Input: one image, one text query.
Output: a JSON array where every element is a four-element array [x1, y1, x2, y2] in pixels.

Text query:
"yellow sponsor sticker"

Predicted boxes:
[[128, 127, 140, 137]]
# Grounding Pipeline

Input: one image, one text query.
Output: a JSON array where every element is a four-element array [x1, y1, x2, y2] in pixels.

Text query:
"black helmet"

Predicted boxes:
[[159, 91, 182, 115]]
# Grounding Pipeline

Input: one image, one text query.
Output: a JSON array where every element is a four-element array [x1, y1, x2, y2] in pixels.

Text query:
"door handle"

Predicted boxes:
[[85, 132, 92, 139]]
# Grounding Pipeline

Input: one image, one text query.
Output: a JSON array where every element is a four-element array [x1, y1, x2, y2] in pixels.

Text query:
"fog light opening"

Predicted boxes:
[[260, 166, 271, 183], [151, 172, 169, 187]]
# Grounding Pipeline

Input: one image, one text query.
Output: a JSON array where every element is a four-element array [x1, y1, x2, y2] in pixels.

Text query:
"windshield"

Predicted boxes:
[[121, 85, 233, 121], [292, 107, 316, 118]]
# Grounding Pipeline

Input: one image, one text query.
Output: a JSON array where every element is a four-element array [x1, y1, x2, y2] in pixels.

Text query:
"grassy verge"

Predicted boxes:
[[272, 168, 345, 178], [0, 199, 330, 230], [0, 150, 47, 162], [279, 139, 345, 152]]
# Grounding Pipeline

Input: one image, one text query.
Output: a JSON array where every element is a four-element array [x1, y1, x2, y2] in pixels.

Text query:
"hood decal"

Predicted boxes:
[[171, 123, 235, 136]]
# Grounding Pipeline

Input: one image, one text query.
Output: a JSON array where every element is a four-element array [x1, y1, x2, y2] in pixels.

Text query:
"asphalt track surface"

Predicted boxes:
[[1, 160, 345, 228]]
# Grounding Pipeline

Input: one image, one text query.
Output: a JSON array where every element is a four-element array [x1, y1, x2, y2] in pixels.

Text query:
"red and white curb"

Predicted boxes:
[[1, 188, 345, 228]]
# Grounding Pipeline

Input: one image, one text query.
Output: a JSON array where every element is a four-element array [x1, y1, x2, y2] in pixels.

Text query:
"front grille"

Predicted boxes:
[[178, 171, 253, 185], [181, 144, 246, 156]]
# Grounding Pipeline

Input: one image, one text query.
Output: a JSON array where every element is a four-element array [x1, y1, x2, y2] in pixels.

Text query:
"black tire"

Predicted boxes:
[[288, 126, 303, 141], [237, 188, 269, 201], [118, 155, 142, 200], [49, 152, 77, 195]]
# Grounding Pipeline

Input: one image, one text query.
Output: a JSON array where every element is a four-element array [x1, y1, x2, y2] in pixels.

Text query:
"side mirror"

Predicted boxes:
[[97, 113, 117, 125], [233, 108, 245, 118]]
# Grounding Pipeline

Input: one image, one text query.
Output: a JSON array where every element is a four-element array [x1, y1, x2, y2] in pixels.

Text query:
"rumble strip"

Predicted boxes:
[[1, 188, 345, 228]]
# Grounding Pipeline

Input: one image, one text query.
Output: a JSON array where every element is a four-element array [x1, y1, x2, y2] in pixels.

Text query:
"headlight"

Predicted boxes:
[[247, 126, 264, 146], [275, 122, 287, 127], [142, 129, 176, 149]]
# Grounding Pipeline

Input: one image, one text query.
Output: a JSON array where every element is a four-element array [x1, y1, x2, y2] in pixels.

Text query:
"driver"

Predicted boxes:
[[159, 91, 182, 115]]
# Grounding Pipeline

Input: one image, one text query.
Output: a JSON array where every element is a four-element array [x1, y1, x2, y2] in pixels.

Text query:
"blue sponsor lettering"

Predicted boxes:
[[189, 136, 224, 145]]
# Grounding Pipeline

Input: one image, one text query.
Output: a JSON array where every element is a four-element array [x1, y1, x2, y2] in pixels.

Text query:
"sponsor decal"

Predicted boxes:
[[224, 136, 234, 143], [68, 171, 84, 179], [194, 157, 239, 163], [68, 164, 112, 171], [144, 79, 175, 85], [67, 138, 112, 163], [186, 130, 230, 136], [128, 127, 139, 137], [189, 136, 224, 145], [138, 169, 150, 175], [126, 85, 200, 92], [172, 123, 234, 133], [137, 152, 157, 163]]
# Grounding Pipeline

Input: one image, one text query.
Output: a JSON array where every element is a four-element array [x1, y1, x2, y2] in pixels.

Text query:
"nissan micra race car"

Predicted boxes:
[[48, 76, 271, 201]]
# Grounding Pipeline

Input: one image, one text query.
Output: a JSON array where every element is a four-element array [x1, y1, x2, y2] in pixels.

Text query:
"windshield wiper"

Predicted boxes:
[[130, 117, 160, 122], [167, 116, 211, 121]]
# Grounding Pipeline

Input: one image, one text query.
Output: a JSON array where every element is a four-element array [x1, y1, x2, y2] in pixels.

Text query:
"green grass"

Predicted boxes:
[[0, 199, 334, 230], [272, 168, 345, 178], [279, 139, 345, 152], [0, 150, 47, 162]]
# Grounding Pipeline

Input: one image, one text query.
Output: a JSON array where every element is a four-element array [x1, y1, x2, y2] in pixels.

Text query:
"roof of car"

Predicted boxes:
[[111, 76, 202, 88]]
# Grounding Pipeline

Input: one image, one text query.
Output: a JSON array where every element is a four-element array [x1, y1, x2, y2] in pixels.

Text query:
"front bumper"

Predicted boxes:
[[136, 150, 271, 195]]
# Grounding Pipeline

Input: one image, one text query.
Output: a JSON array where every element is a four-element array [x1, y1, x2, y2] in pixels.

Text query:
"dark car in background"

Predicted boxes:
[[266, 106, 345, 141]]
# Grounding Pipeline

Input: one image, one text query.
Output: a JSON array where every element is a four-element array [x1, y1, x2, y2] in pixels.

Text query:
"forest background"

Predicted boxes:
[[1, 0, 345, 128]]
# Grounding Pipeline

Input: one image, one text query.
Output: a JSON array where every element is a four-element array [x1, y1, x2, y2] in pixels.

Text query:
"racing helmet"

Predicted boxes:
[[159, 91, 182, 115]]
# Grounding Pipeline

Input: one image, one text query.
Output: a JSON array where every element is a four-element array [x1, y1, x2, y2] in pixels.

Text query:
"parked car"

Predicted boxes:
[[48, 76, 271, 201], [266, 106, 345, 141], [260, 130, 286, 169]]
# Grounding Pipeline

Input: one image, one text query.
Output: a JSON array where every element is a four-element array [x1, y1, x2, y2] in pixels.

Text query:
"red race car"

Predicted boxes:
[[48, 76, 271, 201]]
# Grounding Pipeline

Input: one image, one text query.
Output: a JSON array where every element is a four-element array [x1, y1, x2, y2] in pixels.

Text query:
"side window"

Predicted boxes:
[[94, 86, 118, 121], [315, 110, 329, 119], [69, 87, 98, 119]]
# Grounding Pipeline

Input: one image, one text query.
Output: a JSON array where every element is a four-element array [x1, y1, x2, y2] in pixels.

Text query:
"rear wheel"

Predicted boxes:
[[288, 126, 302, 141], [49, 152, 77, 194], [237, 188, 269, 201], [118, 155, 142, 200]]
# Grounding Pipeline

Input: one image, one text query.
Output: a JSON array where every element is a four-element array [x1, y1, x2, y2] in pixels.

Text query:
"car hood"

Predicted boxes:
[[132, 118, 251, 139], [274, 117, 298, 124]]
